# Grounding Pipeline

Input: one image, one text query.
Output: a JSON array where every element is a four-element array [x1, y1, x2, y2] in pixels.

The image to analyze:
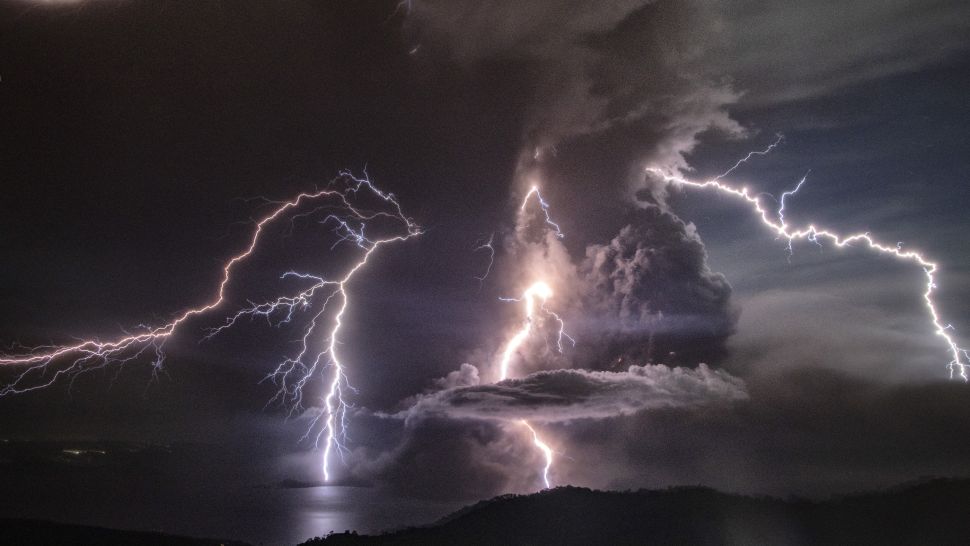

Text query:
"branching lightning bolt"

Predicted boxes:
[[778, 170, 812, 259], [522, 185, 565, 239], [489, 186, 575, 489], [0, 172, 421, 481], [473, 232, 496, 287], [497, 281, 561, 489], [646, 142, 968, 381]]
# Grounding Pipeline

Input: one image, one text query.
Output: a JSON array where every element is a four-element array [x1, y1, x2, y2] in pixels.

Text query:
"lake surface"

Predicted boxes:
[[0, 441, 461, 544]]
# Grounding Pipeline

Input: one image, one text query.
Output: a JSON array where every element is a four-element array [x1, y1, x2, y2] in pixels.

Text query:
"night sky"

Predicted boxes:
[[2, 1, 970, 543]]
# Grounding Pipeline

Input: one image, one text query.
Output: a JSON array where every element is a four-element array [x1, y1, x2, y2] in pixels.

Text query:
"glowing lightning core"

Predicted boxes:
[[498, 281, 553, 382], [497, 281, 559, 489], [0, 173, 421, 481], [647, 145, 968, 380], [491, 185, 575, 489]]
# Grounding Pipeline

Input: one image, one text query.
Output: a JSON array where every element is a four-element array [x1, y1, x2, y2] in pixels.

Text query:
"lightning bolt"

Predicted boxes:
[[497, 280, 568, 489], [714, 133, 785, 181], [473, 232, 496, 287], [497, 281, 553, 382], [0, 172, 421, 481], [490, 186, 574, 489], [520, 419, 553, 489], [521, 185, 565, 238], [778, 170, 812, 259], [646, 142, 968, 381]]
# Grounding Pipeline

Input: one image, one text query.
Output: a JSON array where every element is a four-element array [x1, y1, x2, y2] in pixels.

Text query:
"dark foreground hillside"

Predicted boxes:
[[304, 478, 970, 546], [0, 519, 248, 546]]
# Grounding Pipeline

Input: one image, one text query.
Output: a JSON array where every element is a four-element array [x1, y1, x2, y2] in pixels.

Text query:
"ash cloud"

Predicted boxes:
[[411, 2, 742, 370], [409, 0, 744, 177], [576, 206, 738, 368]]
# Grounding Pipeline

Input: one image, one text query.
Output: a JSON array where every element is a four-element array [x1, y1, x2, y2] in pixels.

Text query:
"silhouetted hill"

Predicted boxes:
[[303, 478, 970, 546], [0, 518, 249, 546]]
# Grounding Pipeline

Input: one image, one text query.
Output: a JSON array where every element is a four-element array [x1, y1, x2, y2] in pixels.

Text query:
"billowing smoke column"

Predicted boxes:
[[0, 173, 421, 481], [577, 205, 736, 368], [408, 0, 967, 382]]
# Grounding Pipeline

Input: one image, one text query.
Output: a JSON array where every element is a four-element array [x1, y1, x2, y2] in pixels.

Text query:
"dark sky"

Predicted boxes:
[[2, 0, 970, 543]]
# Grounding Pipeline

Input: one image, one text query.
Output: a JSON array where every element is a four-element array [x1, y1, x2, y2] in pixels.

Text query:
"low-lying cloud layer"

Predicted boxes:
[[398, 363, 747, 424]]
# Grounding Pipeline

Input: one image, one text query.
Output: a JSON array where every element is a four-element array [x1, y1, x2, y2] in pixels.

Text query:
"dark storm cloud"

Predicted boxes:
[[397, 364, 746, 424], [409, 0, 743, 175], [410, 0, 970, 187], [3, 0, 969, 532], [576, 205, 738, 367]]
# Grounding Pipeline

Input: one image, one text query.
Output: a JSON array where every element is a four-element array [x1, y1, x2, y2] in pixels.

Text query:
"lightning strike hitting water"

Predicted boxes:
[[0, 172, 421, 481], [646, 143, 968, 381]]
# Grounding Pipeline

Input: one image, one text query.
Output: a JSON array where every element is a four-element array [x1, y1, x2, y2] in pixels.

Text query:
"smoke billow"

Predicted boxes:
[[410, 1, 743, 371], [408, 0, 744, 179], [367, 1, 751, 500], [576, 206, 738, 368]]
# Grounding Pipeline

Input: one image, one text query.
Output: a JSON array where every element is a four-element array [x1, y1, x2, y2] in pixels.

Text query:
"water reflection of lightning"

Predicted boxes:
[[647, 145, 968, 380], [0, 172, 421, 481]]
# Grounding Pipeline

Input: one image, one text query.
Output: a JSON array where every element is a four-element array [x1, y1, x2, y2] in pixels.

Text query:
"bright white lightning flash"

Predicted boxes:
[[522, 185, 565, 239], [498, 281, 553, 382], [491, 186, 574, 489], [520, 419, 553, 489], [0, 172, 420, 481], [497, 281, 560, 489], [647, 144, 968, 381]]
